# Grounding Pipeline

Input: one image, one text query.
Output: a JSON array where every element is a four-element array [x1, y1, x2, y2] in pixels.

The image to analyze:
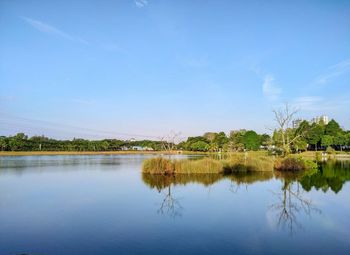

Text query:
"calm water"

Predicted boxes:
[[0, 155, 350, 255]]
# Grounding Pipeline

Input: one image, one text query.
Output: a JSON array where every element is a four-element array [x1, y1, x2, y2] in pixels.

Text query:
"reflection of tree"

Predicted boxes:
[[299, 160, 350, 193], [228, 172, 274, 193], [270, 177, 321, 235], [157, 184, 183, 218]]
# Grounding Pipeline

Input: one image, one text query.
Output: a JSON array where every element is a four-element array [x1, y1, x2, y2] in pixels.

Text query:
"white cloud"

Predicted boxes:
[[21, 17, 89, 45], [291, 96, 350, 112], [135, 0, 148, 8], [314, 58, 350, 85], [291, 96, 323, 111], [262, 74, 282, 100]]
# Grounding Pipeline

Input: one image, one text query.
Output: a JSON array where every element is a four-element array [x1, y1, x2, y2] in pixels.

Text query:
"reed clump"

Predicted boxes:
[[142, 155, 275, 175], [274, 157, 318, 172]]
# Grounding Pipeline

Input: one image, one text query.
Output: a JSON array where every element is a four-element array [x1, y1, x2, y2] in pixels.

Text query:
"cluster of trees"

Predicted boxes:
[[273, 119, 350, 153], [0, 133, 165, 151], [1, 113, 349, 153], [177, 130, 271, 152], [0, 130, 271, 152]]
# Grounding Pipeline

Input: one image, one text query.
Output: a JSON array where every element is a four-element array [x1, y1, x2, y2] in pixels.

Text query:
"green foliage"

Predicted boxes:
[[334, 133, 346, 147], [243, 130, 261, 150], [325, 119, 342, 136], [274, 157, 317, 172], [260, 134, 271, 146], [321, 135, 333, 148], [0, 133, 163, 152], [229, 129, 246, 151], [307, 123, 324, 149], [190, 141, 209, 151], [326, 146, 335, 154], [179, 136, 210, 151], [203, 132, 216, 142], [212, 132, 229, 151]]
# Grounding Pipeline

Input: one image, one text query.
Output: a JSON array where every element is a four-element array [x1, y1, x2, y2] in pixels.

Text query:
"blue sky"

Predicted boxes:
[[1, 0, 350, 140]]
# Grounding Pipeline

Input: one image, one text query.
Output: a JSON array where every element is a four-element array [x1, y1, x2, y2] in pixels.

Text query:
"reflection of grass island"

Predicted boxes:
[[142, 160, 350, 194]]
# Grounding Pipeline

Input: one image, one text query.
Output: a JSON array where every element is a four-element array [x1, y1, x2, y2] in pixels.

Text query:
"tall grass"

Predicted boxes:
[[142, 154, 275, 175], [274, 157, 318, 172]]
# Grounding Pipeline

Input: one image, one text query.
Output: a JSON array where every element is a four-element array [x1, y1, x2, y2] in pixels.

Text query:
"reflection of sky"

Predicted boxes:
[[0, 155, 349, 254]]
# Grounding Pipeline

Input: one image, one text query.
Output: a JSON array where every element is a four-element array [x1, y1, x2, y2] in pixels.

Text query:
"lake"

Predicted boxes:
[[0, 155, 350, 255]]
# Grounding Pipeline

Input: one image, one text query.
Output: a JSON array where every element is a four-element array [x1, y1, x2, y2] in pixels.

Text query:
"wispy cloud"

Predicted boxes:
[[262, 74, 282, 101], [291, 96, 323, 111], [314, 58, 350, 85], [135, 0, 148, 8], [21, 17, 89, 45], [291, 96, 350, 112]]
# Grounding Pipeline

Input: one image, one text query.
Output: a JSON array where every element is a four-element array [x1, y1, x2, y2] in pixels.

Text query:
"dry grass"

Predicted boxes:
[[142, 154, 275, 175], [274, 157, 318, 172]]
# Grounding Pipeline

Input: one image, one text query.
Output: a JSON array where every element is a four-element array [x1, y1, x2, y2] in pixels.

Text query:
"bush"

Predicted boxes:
[[274, 157, 305, 171], [326, 146, 335, 154], [274, 157, 318, 172], [142, 158, 174, 174]]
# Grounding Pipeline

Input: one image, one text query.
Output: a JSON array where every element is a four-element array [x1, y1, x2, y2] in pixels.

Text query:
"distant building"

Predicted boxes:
[[292, 119, 303, 129], [311, 115, 329, 125], [291, 115, 329, 129], [131, 146, 154, 151]]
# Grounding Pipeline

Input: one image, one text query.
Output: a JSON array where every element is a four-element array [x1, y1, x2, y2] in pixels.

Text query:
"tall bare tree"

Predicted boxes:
[[272, 103, 307, 155], [160, 131, 182, 152]]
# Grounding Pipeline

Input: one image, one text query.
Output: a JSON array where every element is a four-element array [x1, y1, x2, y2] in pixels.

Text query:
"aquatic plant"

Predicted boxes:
[[142, 155, 275, 175], [274, 157, 318, 172]]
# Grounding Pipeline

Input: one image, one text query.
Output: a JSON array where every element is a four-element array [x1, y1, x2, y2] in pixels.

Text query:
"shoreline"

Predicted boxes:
[[0, 150, 208, 156], [0, 150, 349, 159]]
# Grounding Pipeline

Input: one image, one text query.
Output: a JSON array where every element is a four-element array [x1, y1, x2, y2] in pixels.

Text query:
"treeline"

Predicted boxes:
[[178, 131, 270, 152], [178, 119, 350, 152], [274, 119, 350, 152], [0, 133, 164, 151], [1, 119, 349, 152]]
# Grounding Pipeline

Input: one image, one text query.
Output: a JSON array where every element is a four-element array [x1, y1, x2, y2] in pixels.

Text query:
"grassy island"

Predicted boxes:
[[142, 152, 318, 175]]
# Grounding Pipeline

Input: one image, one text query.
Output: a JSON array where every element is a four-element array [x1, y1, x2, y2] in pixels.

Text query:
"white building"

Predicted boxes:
[[292, 119, 303, 128], [311, 115, 329, 125]]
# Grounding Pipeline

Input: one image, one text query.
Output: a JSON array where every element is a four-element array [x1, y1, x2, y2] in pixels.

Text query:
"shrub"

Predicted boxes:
[[274, 157, 305, 171], [142, 157, 174, 174], [326, 146, 335, 154], [274, 157, 318, 172]]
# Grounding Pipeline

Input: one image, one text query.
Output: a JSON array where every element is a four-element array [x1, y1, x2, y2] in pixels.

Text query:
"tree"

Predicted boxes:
[[8, 133, 28, 151], [334, 133, 346, 151], [212, 132, 229, 151], [260, 134, 271, 147], [229, 129, 246, 151], [190, 141, 209, 151], [182, 136, 209, 151], [203, 132, 216, 142], [325, 119, 342, 137], [272, 104, 300, 155], [0, 136, 8, 151], [243, 130, 261, 150], [307, 124, 324, 151], [321, 135, 333, 149], [160, 131, 181, 151], [292, 139, 308, 152]]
